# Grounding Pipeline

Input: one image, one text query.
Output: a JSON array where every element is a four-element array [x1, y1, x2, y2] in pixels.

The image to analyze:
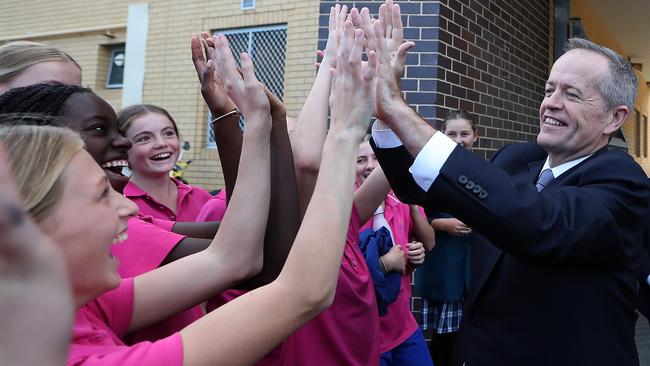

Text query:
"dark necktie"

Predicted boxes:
[[536, 168, 554, 192]]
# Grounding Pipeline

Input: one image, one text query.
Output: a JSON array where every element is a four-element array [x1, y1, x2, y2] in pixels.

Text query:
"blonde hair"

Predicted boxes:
[[0, 41, 80, 82], [0, 124, 84, 221]]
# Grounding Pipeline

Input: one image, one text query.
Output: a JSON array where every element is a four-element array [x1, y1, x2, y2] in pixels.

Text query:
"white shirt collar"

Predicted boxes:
[[540, 155, 591, 179]]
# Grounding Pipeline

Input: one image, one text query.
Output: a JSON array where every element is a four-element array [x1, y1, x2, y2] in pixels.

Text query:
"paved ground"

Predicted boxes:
[[639, 314, 650, 365]]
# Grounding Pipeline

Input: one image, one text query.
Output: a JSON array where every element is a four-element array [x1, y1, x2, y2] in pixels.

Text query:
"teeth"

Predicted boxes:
[[102, 160, 129, 168], [151, 152, 172, 160], [112, 232, 129, 244], [544, 117, 564, 126]]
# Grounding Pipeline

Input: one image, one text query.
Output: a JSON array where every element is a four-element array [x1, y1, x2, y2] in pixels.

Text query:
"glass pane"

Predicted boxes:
[[108, 48, 125, 86]]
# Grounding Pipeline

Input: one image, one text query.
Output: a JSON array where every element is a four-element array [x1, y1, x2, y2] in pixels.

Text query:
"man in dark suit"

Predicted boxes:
[[367, 33, 649, 365]]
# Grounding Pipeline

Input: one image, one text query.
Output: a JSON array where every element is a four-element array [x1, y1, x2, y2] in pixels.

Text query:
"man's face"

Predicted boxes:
[[537, 49, 623, 166]]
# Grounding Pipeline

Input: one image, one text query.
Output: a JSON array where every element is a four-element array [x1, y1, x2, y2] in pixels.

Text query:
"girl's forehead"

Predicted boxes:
[[445, 118, 473, 129]]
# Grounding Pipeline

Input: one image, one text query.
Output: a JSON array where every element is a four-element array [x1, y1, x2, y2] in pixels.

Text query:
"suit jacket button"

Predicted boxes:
[[473, 185, 482, 194], [465, 181, 475, 190], [478, 190, 488, 199], [458, 175, 469, 184]]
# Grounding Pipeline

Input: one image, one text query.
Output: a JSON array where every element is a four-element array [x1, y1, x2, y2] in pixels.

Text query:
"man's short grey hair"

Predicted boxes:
[[565, 38, 637, 112]]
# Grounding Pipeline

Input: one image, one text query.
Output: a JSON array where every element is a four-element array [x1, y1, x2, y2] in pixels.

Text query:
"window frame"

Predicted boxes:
[[241, 0, 255, 10], [106, 45, 126, 89]]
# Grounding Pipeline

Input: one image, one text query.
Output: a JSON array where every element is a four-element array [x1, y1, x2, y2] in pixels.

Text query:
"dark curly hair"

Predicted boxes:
[[0, 83, 92, 117], [0, 112, 59, 127]]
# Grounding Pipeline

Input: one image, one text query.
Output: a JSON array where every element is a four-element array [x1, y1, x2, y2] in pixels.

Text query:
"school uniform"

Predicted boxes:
[[196, 189, 227, 222], [69, 278, 184, 366], [279, 206, 381, 366], [360, 193, 432, 365], [124, 178, 213, 221], [111, 214, 203, 345]]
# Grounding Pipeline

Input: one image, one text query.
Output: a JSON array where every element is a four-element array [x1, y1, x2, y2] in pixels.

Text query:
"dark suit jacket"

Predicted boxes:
[[638, 186, 650, 321], [373, 141, 649, 366]]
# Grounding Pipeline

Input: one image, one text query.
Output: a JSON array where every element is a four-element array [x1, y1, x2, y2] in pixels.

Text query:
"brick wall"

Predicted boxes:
[[318, 0, 550, 160]]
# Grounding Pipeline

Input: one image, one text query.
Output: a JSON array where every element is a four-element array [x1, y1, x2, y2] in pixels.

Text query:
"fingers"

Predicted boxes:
[[202, 59, 215, 88], [385, 0, 394, 39], [371, 17, 389, 63], [407, 241, 426, 265], [339, 20, 355, 60], [337, 4, 348, 33], [329, 4, 338, 32], [191, 34, 206, 78], [240, 53, 258, 86], [349, 29, 365, 75], [378, 4, 387, 39], [391, 2, 403, 43], [356, 8, 374, 51], [202, 32, 214, 47], [213, 35, 236, 70]]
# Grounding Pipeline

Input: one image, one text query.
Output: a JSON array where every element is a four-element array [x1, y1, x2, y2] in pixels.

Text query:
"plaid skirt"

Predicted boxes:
[[416, 299, 463, 334]]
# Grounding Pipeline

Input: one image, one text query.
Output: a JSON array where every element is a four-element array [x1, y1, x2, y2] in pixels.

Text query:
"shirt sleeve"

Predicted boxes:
[[71, 333, 184, 366], [148, 217, 175, 232], [371, 121, 404, 148], [647, 274, 650, 286], [409, 131, 458, 191], [113, 219, 185, 278], [196, 192, 227, 222]]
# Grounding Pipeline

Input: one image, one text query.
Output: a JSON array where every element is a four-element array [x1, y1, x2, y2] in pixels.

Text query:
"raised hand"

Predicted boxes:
[[351, 1, 414, 80], [380, 1, 415, 79], [328, 20, 377, 136], [0, 145, 73, 366], [316, 4, 348, 69], [211, 34, 270, 121], [191, 33, 237, 116]]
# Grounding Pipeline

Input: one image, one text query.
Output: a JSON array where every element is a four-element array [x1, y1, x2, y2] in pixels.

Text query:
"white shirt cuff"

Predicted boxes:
[[371, 120, 403, 148], [646, 274, 650, 286], [408, 131, 457, 191]]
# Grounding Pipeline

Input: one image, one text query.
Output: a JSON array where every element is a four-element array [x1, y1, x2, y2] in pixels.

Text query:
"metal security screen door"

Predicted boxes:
[[207, 24, 287, 148]]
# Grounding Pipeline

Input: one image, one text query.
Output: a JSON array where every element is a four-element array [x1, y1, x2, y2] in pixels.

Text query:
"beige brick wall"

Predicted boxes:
[[0, 0, 320, 190], [572, 0, 650, 175]]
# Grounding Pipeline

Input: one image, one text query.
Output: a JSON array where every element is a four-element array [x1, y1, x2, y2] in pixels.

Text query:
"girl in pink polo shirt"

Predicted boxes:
[[0, 21, 379, 365], [356, 138, 436, 366], [0, 83, 212, 344], [118, 104, 214, 222]]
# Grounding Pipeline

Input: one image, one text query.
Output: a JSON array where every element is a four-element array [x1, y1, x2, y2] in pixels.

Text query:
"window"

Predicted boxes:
[[207, 24, 288, 148], [241, 0, 255, 10], [106, 45, 125, 88]]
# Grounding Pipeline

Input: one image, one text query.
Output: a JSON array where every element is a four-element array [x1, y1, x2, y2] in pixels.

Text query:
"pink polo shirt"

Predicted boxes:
[[124, 178, 213, 221], [111, 214, 204, 345], [279, 205, 380, 366], [196, 189, 227, 222], [113, 214, 185, 278], [360, 193, 424, 353], [68, 278, 184, 366]]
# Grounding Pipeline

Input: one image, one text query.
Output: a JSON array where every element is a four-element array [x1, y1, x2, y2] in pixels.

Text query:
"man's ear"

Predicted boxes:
[[605, 105, 629, 135]]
